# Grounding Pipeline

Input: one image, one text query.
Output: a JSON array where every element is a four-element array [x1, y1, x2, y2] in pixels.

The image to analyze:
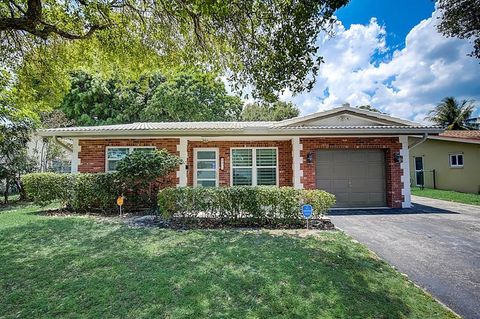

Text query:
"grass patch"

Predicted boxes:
[[0, 203, 457, 318], [412, 187, 480, 206]]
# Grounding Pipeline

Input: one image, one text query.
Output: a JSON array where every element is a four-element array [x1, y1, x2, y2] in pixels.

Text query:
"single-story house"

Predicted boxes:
[[40, 106, 442, 208], [409, 130, 480, 194]]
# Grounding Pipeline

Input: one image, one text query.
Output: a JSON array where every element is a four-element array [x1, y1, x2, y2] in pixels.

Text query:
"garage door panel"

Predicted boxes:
[[316, 149, 386, 208]]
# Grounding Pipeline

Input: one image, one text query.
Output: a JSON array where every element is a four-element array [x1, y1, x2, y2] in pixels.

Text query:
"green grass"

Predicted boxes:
[[411, 187, 480, 206], [0, 203, 457, 319]]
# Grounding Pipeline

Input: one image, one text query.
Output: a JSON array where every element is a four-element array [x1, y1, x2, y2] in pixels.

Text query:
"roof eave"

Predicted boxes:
[[38, 127, 443, 138]]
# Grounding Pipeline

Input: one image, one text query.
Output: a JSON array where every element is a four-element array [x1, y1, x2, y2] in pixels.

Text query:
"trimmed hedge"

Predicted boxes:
[[22, 173, 122, 213], [158, 186, 336, 225]]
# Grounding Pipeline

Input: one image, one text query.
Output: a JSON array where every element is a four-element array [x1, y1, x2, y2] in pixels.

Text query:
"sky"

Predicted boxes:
[[280, 0, 480, 123]]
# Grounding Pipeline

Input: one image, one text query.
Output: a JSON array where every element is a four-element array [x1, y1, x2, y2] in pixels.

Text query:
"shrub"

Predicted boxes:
[[158, 186, 336, 226], [116, 149, 183, 209], [21, 173, 74, 206], [22, 172, 122, 214]]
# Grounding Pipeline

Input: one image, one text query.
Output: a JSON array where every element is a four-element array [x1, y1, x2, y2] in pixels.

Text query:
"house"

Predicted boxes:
[[409, 130, 480, 194], [39, 106, 442, 208]]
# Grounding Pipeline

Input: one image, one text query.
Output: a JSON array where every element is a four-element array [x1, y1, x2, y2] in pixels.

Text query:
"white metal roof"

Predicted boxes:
[[39, 106, 443, 137]]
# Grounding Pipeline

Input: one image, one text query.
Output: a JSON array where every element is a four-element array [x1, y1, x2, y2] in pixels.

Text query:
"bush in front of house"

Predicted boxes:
[[22, 172, 74, 206], [22, 172, 121, 213], [158, 186, 336, 226]]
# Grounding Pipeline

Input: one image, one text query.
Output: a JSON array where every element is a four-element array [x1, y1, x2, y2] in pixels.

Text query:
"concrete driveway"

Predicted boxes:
[[330, 196, 480, 319]]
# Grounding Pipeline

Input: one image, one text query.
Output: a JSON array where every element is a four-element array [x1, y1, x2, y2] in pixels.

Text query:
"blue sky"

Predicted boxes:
[[282, 0, 480, 122], [337, 0, 435, 52]]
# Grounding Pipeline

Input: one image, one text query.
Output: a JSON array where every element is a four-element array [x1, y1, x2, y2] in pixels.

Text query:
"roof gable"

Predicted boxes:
[[275, 106, 420, 127]]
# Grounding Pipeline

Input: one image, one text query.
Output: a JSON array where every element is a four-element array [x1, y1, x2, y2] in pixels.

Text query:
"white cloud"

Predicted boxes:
[[284, 10, 480, 123]]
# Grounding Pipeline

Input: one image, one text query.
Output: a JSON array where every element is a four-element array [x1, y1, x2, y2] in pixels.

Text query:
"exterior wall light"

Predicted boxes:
[[394, 152, 403, 163], [306, 151, 314, 164]]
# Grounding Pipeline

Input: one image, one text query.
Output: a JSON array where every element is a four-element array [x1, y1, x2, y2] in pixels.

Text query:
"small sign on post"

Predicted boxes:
[[117, 195, 124, 217], [302, 204, 313, 229]]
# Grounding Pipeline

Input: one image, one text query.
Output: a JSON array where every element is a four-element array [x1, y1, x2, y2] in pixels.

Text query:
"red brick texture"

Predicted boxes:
[[78, 139, 180, 185], [187, 140, 293, 187], [300, 137, 403, 208], [77, 137, 404, 208]]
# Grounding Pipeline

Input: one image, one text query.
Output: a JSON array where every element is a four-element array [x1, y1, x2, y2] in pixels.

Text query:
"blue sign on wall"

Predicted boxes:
[[302, 204, 313, 219]]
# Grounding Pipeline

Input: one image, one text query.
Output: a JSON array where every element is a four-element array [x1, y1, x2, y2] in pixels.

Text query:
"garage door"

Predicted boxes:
[[316, 149, 387, 208]]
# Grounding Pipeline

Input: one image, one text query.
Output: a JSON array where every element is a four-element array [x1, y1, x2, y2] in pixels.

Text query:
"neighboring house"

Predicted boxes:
[[409, 130, 480, 194], [39, 106, 442, 208], [465, 117, 480, 130]]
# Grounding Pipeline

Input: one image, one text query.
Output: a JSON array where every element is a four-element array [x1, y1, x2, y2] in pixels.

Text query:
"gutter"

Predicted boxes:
[[54, 136, 73, 152], [408, 133, 428, 150]]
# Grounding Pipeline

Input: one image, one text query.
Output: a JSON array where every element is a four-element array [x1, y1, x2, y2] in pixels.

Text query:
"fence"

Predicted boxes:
[[411, 169, 437, 189]]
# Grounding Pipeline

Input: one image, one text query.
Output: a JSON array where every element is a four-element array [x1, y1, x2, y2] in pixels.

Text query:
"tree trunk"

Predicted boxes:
[[4, 179, 9, 204], [15, 178, 26, 201]]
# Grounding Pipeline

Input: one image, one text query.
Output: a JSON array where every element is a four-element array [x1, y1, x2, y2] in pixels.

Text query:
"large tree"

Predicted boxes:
[[426, 96, 476, 130], [436, 0, 480, 59], [60, 69, 243, 124], [241, 101, 300, 121], [1, 0, 349, 105]]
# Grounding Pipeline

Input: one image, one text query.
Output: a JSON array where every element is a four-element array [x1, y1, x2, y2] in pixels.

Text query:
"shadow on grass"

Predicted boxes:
[[0, 216, 455, 319]]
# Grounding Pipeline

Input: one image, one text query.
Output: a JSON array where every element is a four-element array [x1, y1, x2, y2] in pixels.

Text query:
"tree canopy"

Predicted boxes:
[[241, 101, 300, 121], [436, 0, 480, 59], [60, 69, 244, 125], [1, 0, 349, 108], [426, 96, 476, 130]]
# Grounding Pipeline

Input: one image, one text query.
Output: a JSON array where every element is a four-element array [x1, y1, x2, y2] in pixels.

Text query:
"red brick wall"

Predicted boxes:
[[187, 140, 293, 187], [78, 139, 180, 184], [300, 137, 403, 208]]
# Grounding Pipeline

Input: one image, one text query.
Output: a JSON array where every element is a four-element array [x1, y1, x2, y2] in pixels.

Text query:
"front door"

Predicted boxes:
[[194, 148, 219, 187]]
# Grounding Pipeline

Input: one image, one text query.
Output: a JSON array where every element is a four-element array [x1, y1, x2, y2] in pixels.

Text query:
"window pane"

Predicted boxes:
[[198, 180, 216, 187], [197, 151, 216, 160], [415, 157, 423, 170], [257, 168, 277, 185], [133, 147, 155, 153], [256, 149, 277, 166], [232, 149, 252, 167], [232, 168, 253, 185], [197, 170, 216, 179], [108, 160, 120, 171], [458, 155, 463, 166], [451, 155, 457, 166], [197, 161, 216, 169], [107, 148, 129, 160]]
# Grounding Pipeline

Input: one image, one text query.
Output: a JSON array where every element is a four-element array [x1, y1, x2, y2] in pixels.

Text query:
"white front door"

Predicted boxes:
[[194, 148, 219, 187]]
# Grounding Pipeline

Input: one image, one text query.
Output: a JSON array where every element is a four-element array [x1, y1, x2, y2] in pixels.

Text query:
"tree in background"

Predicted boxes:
[[0, 110, 36, 202], [60, 70, 243, 124], [1, 0, 349, 109], [436, 0, 480, 59], [357, 105, 382, 113], [426, 97, 476, 130], [142, 71, 243, 122], [241, 101, 300, 121]]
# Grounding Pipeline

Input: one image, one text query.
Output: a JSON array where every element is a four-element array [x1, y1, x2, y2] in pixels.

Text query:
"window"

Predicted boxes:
[[106, 147, 155, 172], [231, 148, 277, 186], [414, 156, 424, 186], [194, 149, 218, 187], [449, 154, 464, 168]]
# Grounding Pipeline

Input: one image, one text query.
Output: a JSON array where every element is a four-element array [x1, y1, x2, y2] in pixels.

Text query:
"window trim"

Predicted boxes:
[[194, 148, 219, 187], [105, 146, 156, 172], [230, 147, 279, 186], [449, 153, 464, 168]]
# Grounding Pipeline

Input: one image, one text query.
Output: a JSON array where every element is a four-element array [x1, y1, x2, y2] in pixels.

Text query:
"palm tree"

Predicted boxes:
[[426, 97, 476, 130]]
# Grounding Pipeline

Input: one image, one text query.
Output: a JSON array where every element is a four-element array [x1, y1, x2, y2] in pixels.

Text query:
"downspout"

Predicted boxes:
[[54, 136, 73, 152], [408, 133, 428, 150]]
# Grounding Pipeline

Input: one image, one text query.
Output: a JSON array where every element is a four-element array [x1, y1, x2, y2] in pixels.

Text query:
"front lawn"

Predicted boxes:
[[0, 202, 457, 318], [411, 187, 480, 206]]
